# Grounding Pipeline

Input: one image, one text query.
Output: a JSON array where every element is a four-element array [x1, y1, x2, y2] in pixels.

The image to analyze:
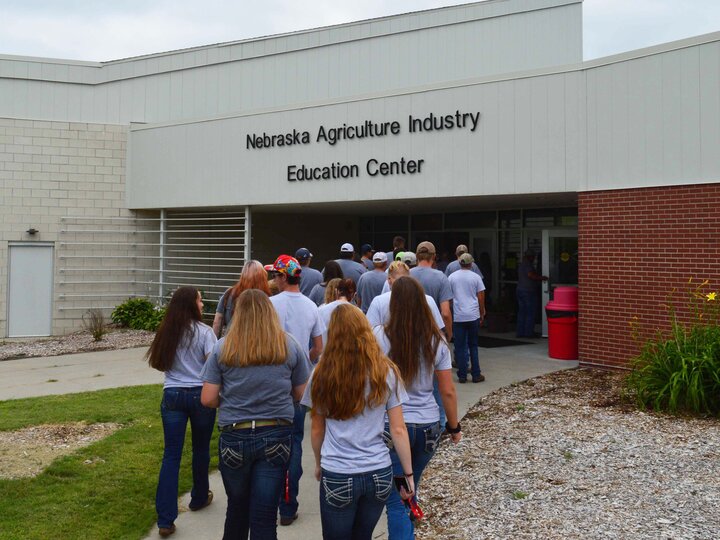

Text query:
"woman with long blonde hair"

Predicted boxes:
[[212, 260, 270, 337], [374, 276, 461, 540], [201, 289, 310, 539], [301, 304, 414, 540]]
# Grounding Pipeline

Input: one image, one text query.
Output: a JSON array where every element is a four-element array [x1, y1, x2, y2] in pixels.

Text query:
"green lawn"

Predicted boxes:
[[0, 385, 219, 540]]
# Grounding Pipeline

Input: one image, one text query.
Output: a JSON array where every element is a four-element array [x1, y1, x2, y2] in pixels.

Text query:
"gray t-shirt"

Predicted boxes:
[[164, 321, 217, 388], [318, 300, 357, 345], [445, 260, 483, 278], [365, 291, 445, 331], [373, 326, 452, 424], [334, 258, 367, 285], [301, 369, 407, 474], [270, 291, 324, 355], [410, 266, 453, 308], [299, 266, 323, 297], [216, 289, 234, 328], [201, 334, 309, 426], [356, 270, 388, 314], [448, 269, 486, 322], [361, 257, 374, 271], [308, 283, 327, 306]]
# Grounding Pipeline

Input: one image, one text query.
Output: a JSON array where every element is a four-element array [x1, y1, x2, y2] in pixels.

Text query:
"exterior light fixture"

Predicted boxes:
[[26, 227, 39, 235]]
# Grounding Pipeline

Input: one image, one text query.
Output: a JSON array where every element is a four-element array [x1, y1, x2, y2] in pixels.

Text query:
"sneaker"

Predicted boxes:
[[457, 377, 467, 383], [189, 490, 213, 511], [280, 513, 298, 526], [472, 374, 486, 383], [158, 524, 176, 538]]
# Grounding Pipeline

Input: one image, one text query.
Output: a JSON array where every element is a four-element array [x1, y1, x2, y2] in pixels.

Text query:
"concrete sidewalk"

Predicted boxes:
[[0, 339, 578, 539], [0, 346, 160, 400], [141, 339, 577, 540]]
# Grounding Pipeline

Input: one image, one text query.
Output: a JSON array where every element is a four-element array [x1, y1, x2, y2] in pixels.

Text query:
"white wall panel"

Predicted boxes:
[[0, 0, 581, 124], [128, 36, 720, 209], [700, 43, 720, 177]]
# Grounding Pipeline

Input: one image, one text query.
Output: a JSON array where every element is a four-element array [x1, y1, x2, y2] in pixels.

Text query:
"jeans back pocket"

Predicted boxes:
[[372, 468, 393, 502], [219, 438, 244, 469], [322, 476, 353, 509], [423, 422, 442, 455], [264, 435, 292, 466]]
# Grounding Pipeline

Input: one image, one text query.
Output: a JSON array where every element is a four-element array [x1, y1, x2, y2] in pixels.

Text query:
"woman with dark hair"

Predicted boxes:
[[308, 260, 344, 306], [213, 260, 271, 337], [200, 289, 310, 539], [146, 286, 218, 538], [374, 276, 461, 540], [302, 304, 414, 540]]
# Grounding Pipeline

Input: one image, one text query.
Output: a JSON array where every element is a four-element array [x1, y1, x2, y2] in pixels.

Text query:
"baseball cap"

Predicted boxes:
[[360, 243, 373, 255], [372, 251, 388, 264], [459, 252, 474, 265], [294, 247, 313, 261], [395, 251, 405, 261], [272, 255, 302, 277], [456, 244, 469, 256], [416, 241, 436, 255], [402, 252, 417, 266], [340, 243, 354, 253]]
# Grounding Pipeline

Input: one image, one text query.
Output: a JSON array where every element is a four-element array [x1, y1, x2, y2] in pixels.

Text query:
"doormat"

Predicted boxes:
[[477, 336, 533, 348]]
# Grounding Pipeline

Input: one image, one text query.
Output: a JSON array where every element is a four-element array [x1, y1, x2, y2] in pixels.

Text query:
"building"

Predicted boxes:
[[1, 0, 719, 369]]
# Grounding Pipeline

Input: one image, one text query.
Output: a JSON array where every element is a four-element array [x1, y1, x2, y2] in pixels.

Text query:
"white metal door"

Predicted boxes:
[[8, 244, 54, 337], [541, 230, 578, 336]]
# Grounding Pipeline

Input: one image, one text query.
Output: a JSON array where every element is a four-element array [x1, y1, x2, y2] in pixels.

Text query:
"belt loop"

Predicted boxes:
[[251, 420, 256, 430]]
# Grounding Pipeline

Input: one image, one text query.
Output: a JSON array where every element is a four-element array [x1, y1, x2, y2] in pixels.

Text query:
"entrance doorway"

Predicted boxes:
[[469, 231, 496, 304], [541, 230, 578, 336], [7, 243, 54, 337]]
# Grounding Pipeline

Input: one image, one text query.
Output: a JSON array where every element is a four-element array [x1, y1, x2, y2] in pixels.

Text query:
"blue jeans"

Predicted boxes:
[[453, 318, 481, 380], [385, 422, 442, 540], [319, 466, 394, 540], [156, 386, 216, 529], [516, 288, 538, 337], [278, 403, 305, 518], [219, 425, 293, 540]]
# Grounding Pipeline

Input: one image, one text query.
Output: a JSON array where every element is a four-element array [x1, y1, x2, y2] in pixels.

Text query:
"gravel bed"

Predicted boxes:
[[418, 369, 720, 540], [0, 329, 154, 361], [0, 422, 121, 479]]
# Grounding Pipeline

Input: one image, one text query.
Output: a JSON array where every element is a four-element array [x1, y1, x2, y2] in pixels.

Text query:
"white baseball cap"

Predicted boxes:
[[340, 243, 354, 253]]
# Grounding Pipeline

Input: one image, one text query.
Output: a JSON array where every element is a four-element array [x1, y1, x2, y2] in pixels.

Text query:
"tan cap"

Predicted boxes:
[[416, 241, 436, 255], [455, 244, 469, 256], [459, 252, 474, 265]]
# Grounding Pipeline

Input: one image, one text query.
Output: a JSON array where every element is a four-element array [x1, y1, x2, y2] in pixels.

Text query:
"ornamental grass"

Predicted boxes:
[[626, 278, 720, 416]]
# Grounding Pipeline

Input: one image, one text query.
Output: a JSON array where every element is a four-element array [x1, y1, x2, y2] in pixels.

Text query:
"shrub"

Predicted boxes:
[[111, 298, 166, 332], [82, 309, 107, 341], [626, 279, 720, 416]]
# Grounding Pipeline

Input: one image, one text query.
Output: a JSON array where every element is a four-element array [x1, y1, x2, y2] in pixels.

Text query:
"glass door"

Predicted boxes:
[[541, 230, 578, 336]]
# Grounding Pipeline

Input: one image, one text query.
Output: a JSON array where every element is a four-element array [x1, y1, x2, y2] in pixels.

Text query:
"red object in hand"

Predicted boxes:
[[284, 471, 290, 503], [405, 497, 424, 521]]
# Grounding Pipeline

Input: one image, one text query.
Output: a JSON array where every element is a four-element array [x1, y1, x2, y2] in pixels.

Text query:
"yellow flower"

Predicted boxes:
[[706, 292, 717, 301]]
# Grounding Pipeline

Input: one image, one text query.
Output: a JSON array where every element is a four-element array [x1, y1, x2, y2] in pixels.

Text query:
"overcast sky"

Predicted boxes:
[[1, 0, 718, 62]]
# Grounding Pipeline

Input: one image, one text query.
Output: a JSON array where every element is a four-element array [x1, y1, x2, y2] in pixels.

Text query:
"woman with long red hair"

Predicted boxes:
[[301, 304, 414, 540], [212, 260, 270, 337]]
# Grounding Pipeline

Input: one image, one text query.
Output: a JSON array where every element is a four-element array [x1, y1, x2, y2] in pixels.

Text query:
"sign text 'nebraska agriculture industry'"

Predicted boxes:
[[242, 110, 481, 181]]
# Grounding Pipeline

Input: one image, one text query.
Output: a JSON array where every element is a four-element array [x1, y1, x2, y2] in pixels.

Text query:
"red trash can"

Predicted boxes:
[[545, 286, 578, 360]]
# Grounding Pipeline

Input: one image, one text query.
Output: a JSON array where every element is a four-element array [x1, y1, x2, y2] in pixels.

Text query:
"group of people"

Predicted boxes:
[[147, 237, 496, 540]]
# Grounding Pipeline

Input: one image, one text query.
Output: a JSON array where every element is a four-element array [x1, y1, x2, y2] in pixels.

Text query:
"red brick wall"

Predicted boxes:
[[578, 183, 720, 368]]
